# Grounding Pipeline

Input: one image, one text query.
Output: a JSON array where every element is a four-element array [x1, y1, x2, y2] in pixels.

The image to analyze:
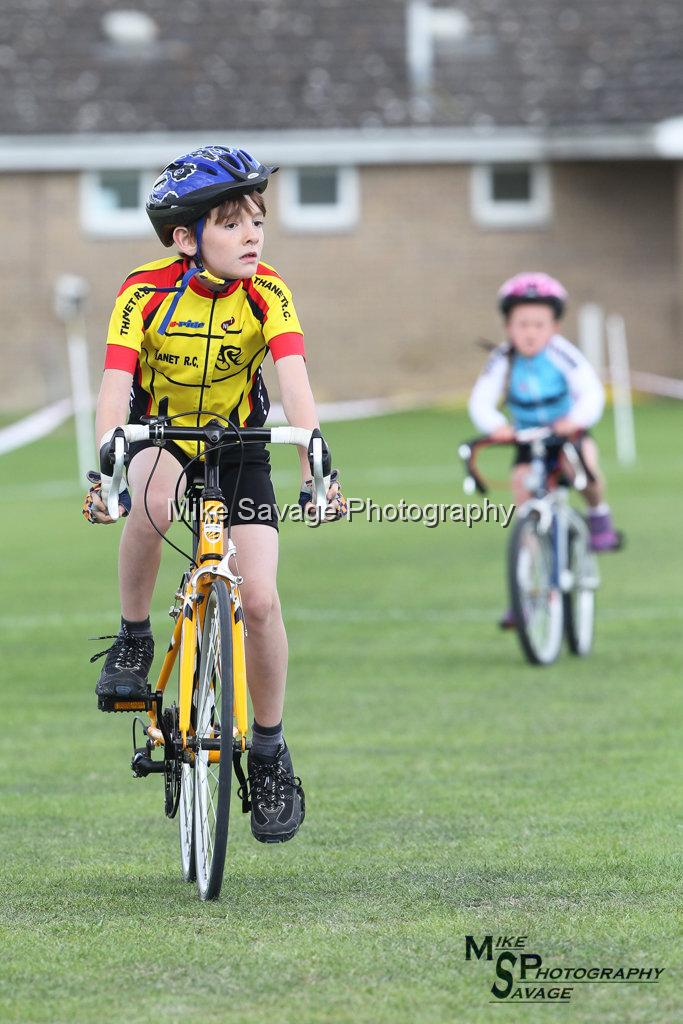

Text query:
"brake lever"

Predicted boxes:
[[107, 433, 127, 519], [458, 441, 488, 495], [306, 429, 332, 516], [311, 436, 331, 513]]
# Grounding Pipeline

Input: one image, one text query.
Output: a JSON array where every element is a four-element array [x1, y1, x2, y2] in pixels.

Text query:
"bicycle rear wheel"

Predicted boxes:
[[194, 581, 234, 901], [508, 510, 563, 665], [563, 523, 597, 656]]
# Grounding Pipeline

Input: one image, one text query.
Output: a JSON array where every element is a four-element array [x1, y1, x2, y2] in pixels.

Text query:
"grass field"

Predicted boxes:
[[0, 399, 681, 1024]]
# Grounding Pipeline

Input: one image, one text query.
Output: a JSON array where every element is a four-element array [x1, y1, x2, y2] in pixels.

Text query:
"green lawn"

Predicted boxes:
[[0, 399, 681, 1023]]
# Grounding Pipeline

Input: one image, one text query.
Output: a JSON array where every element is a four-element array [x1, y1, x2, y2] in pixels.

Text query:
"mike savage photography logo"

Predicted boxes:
[[168, 496, 516, 529], [465, 934, 665, 1005]]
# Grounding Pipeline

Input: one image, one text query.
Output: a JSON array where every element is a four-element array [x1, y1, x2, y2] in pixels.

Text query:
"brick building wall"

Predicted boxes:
[[1, 160, 680, 411]]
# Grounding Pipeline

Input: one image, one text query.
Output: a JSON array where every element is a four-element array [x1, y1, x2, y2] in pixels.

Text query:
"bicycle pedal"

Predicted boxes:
[[98, 691, 153, 713]]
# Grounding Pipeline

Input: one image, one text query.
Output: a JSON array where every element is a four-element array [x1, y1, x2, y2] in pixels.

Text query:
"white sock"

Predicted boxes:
[[588, 503, 610, 517]]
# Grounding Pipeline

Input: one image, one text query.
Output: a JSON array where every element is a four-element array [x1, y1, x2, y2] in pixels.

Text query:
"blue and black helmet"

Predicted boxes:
[[146, 145, 277, 246]]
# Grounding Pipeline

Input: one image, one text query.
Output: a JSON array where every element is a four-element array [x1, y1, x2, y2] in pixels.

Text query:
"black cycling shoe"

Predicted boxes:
[[246, 743, 305, 844], [91, 626, 154, 707]]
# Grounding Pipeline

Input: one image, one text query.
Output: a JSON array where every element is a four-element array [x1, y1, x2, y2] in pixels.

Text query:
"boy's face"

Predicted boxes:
[[197, 197, 265, 280], [506, 303, 558, 356]]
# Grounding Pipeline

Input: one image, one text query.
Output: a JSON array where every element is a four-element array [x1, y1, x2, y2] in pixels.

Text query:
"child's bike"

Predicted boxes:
[[459, 428, 600, 666], [98, 415, 330, 899]]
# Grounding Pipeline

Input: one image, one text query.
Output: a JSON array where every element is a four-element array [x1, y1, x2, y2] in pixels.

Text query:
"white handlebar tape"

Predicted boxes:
[[269, 426, 313, 448]]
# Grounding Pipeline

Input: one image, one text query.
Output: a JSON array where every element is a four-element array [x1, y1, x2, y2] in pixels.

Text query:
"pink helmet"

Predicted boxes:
[[498, 272, 568, 317]]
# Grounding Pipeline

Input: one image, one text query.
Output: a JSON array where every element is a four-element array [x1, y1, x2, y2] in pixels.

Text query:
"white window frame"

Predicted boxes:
[[80, 169, 154, 237], [470, 163, 552, 228], [278, 166, 359, 233]]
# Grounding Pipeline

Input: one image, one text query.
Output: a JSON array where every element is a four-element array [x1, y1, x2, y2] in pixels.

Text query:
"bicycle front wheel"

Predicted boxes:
[[194, 582, 234, 901], [178, 618, 196, 882], [508, 511, 563, 665], [563, 524, 597, 656]]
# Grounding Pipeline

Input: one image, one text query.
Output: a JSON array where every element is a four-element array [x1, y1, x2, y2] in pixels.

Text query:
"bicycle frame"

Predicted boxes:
[[145, 515, 248, 756], [515, 435, 598, 596], [135, 470, 249, 761], [519, 487, 595, 594]]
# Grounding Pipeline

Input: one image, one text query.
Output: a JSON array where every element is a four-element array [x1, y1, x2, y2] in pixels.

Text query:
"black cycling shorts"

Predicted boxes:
[[512, 440, 563, 470], [128, 438, 279, 530], [512, 430, 589, 470]]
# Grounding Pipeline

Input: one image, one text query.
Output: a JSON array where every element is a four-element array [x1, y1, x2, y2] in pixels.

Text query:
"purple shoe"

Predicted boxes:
[[587, 512, 623, 552], [498, 609, 517, 630]]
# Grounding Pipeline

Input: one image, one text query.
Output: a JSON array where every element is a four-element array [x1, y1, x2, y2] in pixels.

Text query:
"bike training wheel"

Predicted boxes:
[[178, 612, 196, 883], [194, 581, 234, 901], [508, 511, 563, 666], [563, 524, 597, 656]]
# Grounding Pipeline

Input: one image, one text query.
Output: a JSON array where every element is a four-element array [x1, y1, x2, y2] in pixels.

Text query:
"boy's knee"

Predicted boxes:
[[129, 492, 174, 532], [242, 587, 280, 628]]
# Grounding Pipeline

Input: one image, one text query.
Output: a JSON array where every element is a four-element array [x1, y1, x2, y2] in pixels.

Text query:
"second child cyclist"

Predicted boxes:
[[468, 272, 622, 628], [84, 146, 346, 844]]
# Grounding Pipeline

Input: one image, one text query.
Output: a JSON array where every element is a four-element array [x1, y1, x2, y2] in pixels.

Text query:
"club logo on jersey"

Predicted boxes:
[[216, 344, 243, 370], [221, 318, 236, 331], [253, 275, 291, 320], [119, 288, 147, 336]]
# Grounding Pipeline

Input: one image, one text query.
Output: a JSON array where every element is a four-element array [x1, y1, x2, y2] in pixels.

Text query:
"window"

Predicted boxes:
[[470, 163, 552, 228], [278, 166, 359, 232], [80, 169, 153, 237]]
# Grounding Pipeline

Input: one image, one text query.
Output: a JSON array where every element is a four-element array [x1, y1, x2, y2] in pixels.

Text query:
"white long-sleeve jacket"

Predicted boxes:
[[468, 335, 605, 434]]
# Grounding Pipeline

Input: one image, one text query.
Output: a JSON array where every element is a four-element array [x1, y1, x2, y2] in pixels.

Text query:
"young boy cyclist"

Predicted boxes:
[[83, 145, 345, 843], [468, 272, 621, 628]]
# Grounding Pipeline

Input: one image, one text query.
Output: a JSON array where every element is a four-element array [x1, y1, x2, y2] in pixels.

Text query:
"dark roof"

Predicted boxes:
[[2, 0, 682, 134]]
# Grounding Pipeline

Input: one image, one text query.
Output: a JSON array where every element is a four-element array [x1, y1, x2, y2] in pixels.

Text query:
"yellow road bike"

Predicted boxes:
[[98, 415, 329, 900]]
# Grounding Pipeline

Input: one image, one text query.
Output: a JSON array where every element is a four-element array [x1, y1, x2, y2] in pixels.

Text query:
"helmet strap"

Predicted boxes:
[[192, 212, 232, 289], [193, 214, 206, 271]]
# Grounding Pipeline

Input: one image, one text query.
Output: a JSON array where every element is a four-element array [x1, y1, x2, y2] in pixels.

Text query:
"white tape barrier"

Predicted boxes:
[[0, 394, 419, 459], [630, 371, 683, 400], [266, 395, 420, 425], [0, 397, 74, 456]]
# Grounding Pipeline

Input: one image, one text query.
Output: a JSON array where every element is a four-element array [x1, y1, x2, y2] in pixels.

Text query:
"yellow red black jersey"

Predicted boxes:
[[104, 256, 305, 457]]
